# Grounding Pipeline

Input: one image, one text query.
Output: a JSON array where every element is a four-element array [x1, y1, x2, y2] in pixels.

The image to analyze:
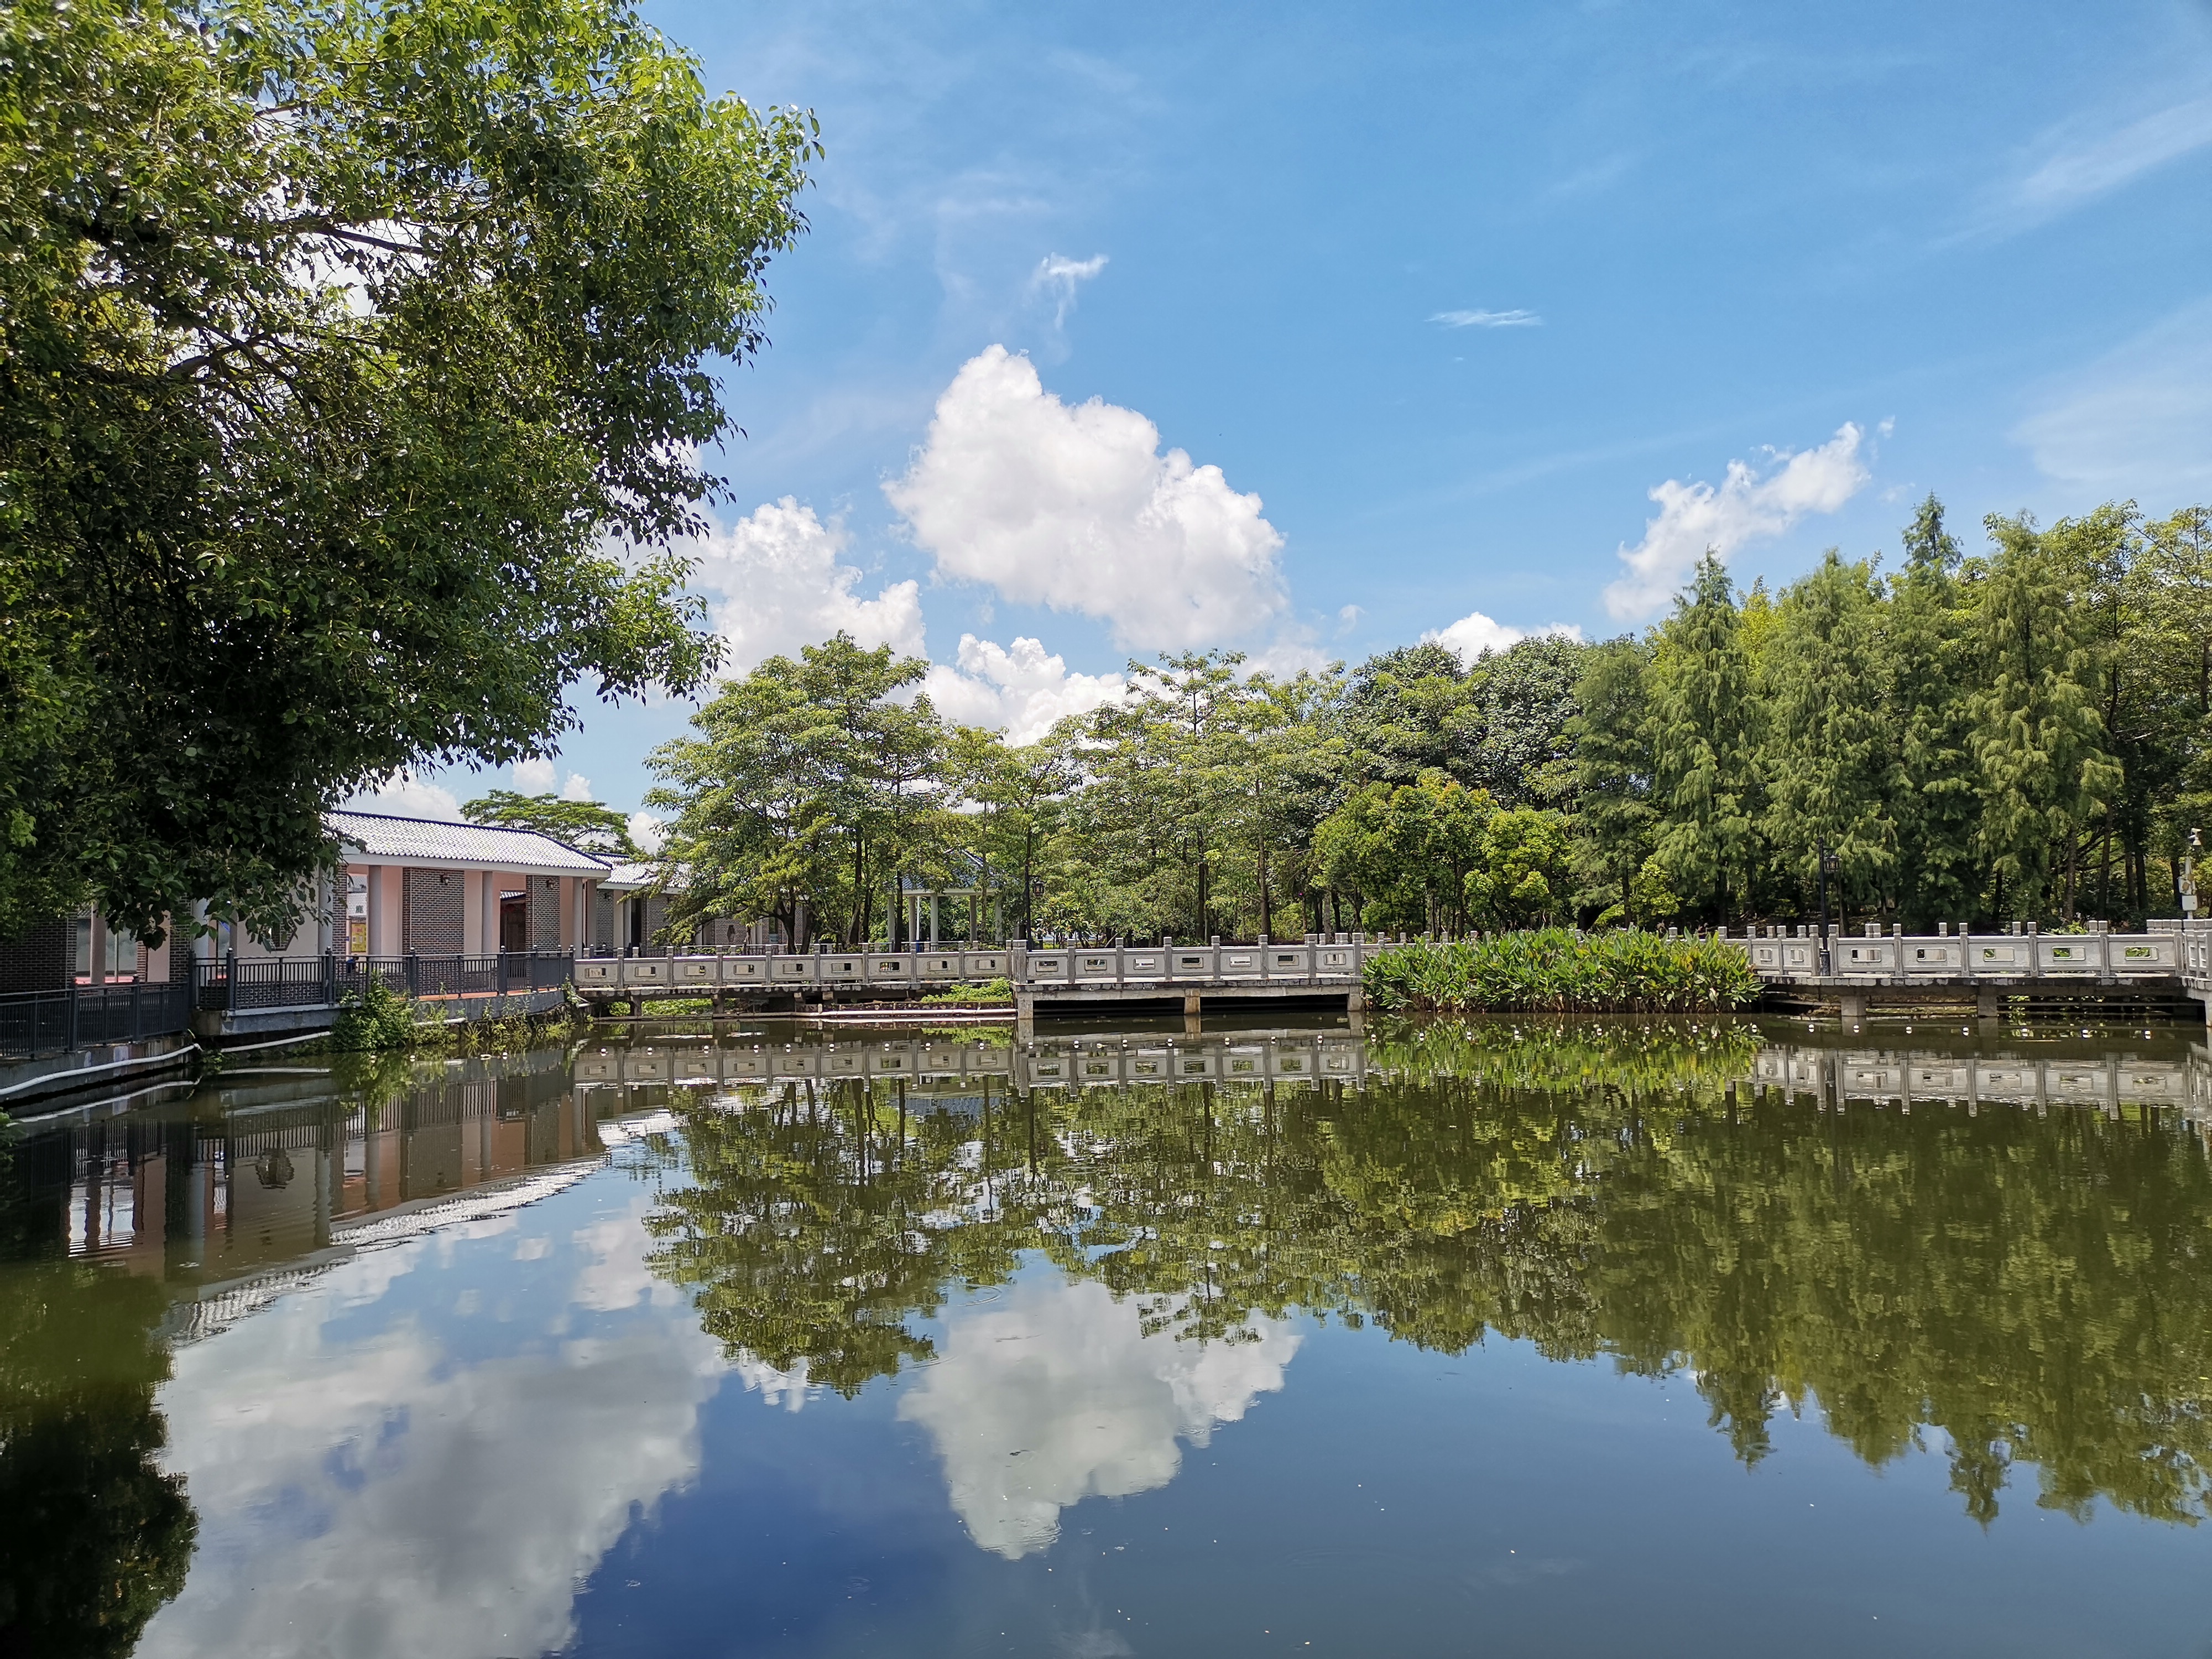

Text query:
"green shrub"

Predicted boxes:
[[1361, 929, 1760, 1014], [921, 978, 1014, 1006], [328, 979, 429, 1051]]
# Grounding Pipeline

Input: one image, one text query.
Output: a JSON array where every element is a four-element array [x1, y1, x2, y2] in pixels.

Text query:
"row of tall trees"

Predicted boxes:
[[644, 497, 2212, 944], [1578, 498, 2212, 928]]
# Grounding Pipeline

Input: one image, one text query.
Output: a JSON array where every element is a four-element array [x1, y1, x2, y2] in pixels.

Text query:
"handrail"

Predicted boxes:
[[0, 980, 194, 1060], [193, 951, 575, 1013]]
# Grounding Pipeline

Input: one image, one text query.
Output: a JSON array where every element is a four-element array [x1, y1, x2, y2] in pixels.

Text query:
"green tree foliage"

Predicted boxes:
[[1463, 807, 1574, 928], [1460, 635, 1589, 805], [1971, 516, 2121, 919], [1762, 552, 1895, 909], [0, 0, 817, 943], [1567, 638, 1664, 925], [1647, 555, 1763, 917], [1887, 496, 1982, 926], [644, 635, 940, 947], [1312, 772, 1490, 933], [460, 791, 640, 860], [1575, 496, 2197, 928]]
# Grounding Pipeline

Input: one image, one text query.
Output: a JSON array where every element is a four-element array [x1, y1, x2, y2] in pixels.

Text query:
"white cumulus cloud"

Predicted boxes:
[[691, 497, 926, 674], [512, 756, 557, 792], [1601, 424, 1870, 620], [922, 634, 1126, 744], [884, 346, 1288, 651], [1422, 611, 1584, 665], [348, 770, 461, 820], [897, 1277, 1300, 1559], [626, 812, 667, 855]]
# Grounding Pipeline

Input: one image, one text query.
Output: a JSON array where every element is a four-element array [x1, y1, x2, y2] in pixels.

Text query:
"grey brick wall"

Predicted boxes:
[[529, 876, 563, 950], [0, 920, 70, 992], [404, 869, 465, 954]]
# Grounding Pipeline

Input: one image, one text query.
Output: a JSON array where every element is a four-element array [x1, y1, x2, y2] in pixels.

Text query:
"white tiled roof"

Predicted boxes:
[[327, 810, 611, 875]]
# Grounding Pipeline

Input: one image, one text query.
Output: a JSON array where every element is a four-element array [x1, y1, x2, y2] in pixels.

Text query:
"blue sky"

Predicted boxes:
[[362, 0, 2212, 832]]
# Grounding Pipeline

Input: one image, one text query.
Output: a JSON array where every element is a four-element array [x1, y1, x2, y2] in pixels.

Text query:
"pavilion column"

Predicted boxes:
[[461, 871, 486, 956], [366, 866, 394, 957]]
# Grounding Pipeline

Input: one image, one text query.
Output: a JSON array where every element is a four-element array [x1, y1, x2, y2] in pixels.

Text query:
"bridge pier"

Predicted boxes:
[[1838, 990, 1868, 1026], [1976, 984, 2000, 1024]]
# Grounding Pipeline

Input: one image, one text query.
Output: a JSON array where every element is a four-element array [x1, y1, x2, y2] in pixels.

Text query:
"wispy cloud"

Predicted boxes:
[[1990, 96, 2212, 231], [2013, 296, 2212, 493], [1031, 252, 1109, 326], [1430, 308, 1542, 329]]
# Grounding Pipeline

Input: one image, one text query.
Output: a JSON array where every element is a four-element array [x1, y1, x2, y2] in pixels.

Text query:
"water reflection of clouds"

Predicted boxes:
[[899, 1279, 1300, 1558], [137, 1192, 724, 1659]]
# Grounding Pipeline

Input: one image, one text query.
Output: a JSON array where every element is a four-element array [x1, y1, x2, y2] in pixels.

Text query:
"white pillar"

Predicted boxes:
[[366, 866, 392, 957], [462, 871, 485, 956]]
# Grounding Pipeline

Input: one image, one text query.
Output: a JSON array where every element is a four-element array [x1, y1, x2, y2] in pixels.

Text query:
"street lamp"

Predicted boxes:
[[1817, 842, 1839, 974]]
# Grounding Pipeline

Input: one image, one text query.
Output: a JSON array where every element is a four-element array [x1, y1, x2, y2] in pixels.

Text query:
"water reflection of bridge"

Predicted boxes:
[[570, 1029, 2212, 1126]]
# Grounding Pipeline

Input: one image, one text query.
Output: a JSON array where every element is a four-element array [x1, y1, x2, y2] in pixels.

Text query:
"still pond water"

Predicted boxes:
[[6, 1016, 2212, 1658]]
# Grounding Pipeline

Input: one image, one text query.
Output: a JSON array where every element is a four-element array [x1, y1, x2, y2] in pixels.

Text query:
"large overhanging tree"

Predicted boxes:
[[0, 0, 816, 942]]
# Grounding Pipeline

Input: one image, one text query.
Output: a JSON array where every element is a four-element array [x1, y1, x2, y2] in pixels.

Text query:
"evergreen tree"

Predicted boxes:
[[1886, 495, 1983, 926], [1762, 552, 1894, 919], [1970, 517, 2121, 920], [1568, 638, 1661, 925], [1647, 555, 1762, 920]]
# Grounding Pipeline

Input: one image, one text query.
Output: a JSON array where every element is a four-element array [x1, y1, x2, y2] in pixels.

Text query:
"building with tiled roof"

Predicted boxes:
[[327, 811, 611, 878]]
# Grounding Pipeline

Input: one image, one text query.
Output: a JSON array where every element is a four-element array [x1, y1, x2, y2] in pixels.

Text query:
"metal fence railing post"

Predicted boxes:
[[224, 951, 238, 1014]]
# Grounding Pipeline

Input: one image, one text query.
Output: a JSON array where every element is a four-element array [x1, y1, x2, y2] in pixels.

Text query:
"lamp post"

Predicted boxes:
[[1817, 842, 1838, 974]]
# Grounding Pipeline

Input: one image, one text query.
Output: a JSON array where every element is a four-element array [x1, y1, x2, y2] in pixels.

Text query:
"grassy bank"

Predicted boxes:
[[1361, 929, 1760, 1015]]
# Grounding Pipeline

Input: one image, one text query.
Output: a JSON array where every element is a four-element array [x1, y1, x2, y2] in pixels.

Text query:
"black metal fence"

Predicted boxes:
[[0, 982, 195, 1060], [1, 952, 573, 1062], [194, 951, 572, 1013]]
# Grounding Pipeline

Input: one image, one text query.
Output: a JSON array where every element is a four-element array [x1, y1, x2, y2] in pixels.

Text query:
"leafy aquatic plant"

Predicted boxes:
[[1360, 929, 1760, 1014]]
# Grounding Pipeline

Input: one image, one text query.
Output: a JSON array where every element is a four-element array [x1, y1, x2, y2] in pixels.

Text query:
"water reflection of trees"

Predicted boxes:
[[648, 1022, 2212, 1525], [0, 1262, 194, 1658]]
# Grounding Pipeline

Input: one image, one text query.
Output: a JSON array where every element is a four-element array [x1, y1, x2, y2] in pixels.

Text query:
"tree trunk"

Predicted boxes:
[[1258, 837, 1272, 938]]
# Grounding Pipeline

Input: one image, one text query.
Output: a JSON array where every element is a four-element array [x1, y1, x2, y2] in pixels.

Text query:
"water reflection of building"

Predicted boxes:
[[10, 1052, 660, 1333]]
